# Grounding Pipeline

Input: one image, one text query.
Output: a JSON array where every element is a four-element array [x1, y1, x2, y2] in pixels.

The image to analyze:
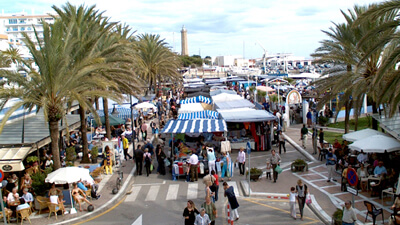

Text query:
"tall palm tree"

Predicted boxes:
[[312, 4, 397, 132], [134, 34, 181, 95], [354, 0, 400, 116]]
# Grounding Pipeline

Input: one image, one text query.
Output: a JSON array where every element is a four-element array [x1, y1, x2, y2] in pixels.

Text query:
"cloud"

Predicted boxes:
[[1, 0, 385, 58]]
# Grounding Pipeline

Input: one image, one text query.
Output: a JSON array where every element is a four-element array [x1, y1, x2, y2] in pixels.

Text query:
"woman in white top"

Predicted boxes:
[[236, 147, 246, 176], [207, 148, 216, 175]]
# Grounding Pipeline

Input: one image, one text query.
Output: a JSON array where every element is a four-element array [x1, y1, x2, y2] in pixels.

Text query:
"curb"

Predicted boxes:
[[50, 165, 136, 225], [283, 133, 318, 163]]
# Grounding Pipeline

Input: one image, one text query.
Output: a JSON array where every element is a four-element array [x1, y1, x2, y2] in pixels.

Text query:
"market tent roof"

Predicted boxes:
[[162, 119, 227, 134], [186, 92, 210, 98], [178, 103, 204, 114], [256, 86, 275, 92], [348, 134, 400, 153], [180, 95, 212, 104], [134, 102, 157, 111], [178, 110, 219, 120], [210, 89, 237, 96], [212, 93, 244, 102], [218, 108, 277, 122], [0, 146, 33, 172], [95, 107, 138, 120], [92, 115, 125, 127], [214, 99, 254, 110], [342, 128, 383, 142]]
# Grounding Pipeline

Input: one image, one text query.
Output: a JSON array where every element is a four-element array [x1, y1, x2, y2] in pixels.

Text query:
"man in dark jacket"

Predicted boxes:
[[134, 145, 144, 175], [223, 182, 239, 221]]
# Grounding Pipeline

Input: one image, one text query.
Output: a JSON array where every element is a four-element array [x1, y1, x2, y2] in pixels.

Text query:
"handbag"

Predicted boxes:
[[305, 194, 312, 205], [150, 164, 154, 171], [275, 165, 283, 174]]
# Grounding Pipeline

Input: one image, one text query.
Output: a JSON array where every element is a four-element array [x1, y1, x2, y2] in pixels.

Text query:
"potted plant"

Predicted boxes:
[[246, 167, 263, 181], [66, 146, 76, 165], [332, 208, 343, 225], [291, 159, 308, 172], [91, 147, 99, 164]]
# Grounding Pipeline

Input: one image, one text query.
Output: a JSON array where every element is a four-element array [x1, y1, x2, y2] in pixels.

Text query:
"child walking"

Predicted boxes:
[[266, 162, 272, 180], [289, 187, 297, 220]]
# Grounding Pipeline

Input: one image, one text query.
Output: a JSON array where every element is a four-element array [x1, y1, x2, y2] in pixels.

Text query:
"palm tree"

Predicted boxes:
[[354, 0, 400, 116], [134, 34, 181, 95], [312, 4, 397, 132]]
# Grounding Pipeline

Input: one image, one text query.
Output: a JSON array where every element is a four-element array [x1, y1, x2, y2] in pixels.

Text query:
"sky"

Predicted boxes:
[[0, 0, 384, 59]]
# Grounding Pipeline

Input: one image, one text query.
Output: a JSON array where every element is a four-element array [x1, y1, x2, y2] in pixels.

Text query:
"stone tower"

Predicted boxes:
[[181, 25, 188, 56]]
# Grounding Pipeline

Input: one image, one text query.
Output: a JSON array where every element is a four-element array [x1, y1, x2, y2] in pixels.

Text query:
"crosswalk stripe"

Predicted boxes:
[[166, 184, 179, 200], [126, 186, 142, 202], [145, 185, 160, 201], [187, 183, 198, 199], [227, 181, 240, 197]]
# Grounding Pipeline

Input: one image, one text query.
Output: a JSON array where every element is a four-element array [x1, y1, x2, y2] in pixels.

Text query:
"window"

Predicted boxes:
[[20, 27, 25, 31], [27, 27, 32, 31], [8, 19, 17, 24], [19, 19, 26, 24], [12, 27, 18, 31]]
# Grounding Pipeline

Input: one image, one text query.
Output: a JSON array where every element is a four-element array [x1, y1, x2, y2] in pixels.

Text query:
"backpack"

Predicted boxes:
[[145, 154, 151, 163]]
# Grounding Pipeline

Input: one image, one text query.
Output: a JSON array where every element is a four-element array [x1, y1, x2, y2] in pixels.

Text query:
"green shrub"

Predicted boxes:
[[332, 208, 343, 225], [26, 156, 39, 164], [66, 147, 76, 162], [292, 159, 307, 165], [31, 171, 51, 196], [319, 116, 329, 126], [246, 167, 263, 175]]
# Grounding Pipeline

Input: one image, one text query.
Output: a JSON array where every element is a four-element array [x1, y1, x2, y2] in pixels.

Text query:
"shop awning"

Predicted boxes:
[[210, 89, 237, 96], [162, 119, 227, 134], [214, 99, 254, 110], [180, 95, 212, 105], [178, 110, 219, 120], [178, 103, 204, 114], [0, 146, 33, 172], [218, 108, 277, 123], [95, 107, 138, 120]]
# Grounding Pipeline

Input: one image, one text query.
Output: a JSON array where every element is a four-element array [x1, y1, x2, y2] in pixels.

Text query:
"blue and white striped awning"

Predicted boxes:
[[178, 110, 219, 120], [162, 119, 227, 134], [180, 95, 212, 105]]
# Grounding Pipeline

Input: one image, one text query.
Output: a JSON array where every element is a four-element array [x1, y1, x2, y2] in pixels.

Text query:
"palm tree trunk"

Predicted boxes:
[[95, 97, 99, 110], [49, 121, 61, 170], [79, 105, 90, 163], [372, 101, 378, 130], [103, 98, 112, 140], [344, 100, 351, 134]]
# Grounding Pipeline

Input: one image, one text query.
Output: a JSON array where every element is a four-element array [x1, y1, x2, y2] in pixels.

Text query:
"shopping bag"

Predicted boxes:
[[275, 165, 283, 174], [150, 164, 154, 171], [305, 194, 312, 205], [164, 158, 171, 167]]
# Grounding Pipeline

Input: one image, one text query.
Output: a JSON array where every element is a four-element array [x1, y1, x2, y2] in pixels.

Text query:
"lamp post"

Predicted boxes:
[[277, 81, 281, 111]]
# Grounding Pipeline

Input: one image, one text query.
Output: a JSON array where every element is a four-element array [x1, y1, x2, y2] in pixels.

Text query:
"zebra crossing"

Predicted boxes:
[[125, 181, 240, 203]]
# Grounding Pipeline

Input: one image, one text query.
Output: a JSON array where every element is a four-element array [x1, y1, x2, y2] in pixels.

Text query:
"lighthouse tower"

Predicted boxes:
[[181, 25, 188, 56]]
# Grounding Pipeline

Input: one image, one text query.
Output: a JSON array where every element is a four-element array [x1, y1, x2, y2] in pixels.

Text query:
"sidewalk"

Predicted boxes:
[[241, 124, 392, 225]]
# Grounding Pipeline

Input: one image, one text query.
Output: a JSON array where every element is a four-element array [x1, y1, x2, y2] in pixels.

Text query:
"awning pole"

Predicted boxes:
[[171, 133, 174, 159]]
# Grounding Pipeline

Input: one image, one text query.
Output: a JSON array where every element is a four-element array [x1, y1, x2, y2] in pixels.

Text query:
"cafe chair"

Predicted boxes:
[[35, 196, 49, 214], [47, 202, 64, 220], [0, 208, 12, 223], [85, 189, 92, 200], [318, 147, 326, 161], [364, 201, 384, 225], [16, 208, 32, 225]]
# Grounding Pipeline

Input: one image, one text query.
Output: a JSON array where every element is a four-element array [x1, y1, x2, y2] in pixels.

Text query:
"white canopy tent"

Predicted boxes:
[[134, 102, 157, 111], [212, 93, 243, 103], [178, 103, 204, 114], [348, 134, 400, 153], [342, 128, 383, 142]]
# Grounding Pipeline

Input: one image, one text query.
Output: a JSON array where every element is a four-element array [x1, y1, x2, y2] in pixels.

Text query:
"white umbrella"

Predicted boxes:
[[45, 167, 94, 214], [342, 128, 383, 142], [134, 102, 156, 110], [348, 134, 400, 153], [212, 93, 243, 102]]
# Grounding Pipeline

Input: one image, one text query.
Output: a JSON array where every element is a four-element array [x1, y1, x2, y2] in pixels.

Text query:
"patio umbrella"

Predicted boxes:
[[342, 128, 382, 142], [348, 134, 400, 153], [45, 167, 94, 214], [134, 102, 157, 111]]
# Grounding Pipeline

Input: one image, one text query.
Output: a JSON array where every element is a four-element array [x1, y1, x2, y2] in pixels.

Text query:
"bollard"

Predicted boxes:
[[227, 204, 231, 224]]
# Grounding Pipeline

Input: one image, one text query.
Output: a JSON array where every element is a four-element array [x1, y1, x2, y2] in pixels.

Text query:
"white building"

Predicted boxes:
[[0, 12, 55, 45]]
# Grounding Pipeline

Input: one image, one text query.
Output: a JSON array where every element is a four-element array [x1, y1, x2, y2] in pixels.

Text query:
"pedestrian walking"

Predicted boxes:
[[278, 130, 286, 154], [134, 145, 144, 176], [207, 148, 216, 175], [296, 180, 308, 220], [183, 200, 199, 225], [141, 122, 147, 141], [236, 147, 246, 175], [289, 187, 297, 220], [266, 162, 272, 180], [194, 208, 211, 225], [223, 182, 239, 221], [122, 135, 133, 160], [326, 149, 337, 182], [319, 128, 324, 148], [189, 150, 199, 182], [201, 196, 217, 225], [211, 170, 219, 201], [306, 109, 312, 127], [312, 127, 317, 155], [269, 150, 281, 183], [342, 201, 357, 225], [300, 124, 308, 149], [104, 146, 113, 175], [220, 152, 228, 182], [143, 148, 152, 176]]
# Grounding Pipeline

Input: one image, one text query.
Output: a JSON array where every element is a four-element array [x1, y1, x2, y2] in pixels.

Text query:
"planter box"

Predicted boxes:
[[248, 174, 262, 181], [291, 164, 308, 172]]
